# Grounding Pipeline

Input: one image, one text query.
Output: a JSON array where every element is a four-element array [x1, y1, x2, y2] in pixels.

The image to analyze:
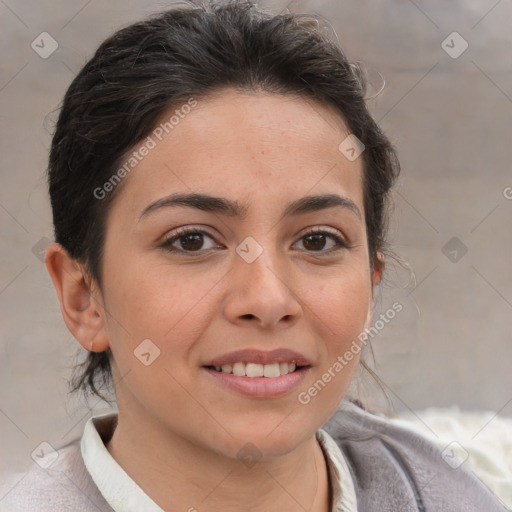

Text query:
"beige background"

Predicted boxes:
[[1, 0, 511, 480]]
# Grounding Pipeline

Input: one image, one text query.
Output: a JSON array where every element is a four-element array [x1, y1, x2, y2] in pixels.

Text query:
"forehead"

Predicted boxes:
[[112, 89, 364, 218]]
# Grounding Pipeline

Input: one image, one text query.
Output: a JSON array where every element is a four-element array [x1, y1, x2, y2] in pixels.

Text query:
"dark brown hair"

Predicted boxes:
[[48, 0, 400, 401]]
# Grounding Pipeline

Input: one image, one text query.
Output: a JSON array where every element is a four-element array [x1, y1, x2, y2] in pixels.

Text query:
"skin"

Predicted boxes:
[[47, 88, 382, 512]]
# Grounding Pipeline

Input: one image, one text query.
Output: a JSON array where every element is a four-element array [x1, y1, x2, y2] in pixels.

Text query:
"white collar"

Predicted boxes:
[[317, 428, 358, 511], [81, 413, 164, 511], [81, 413, 357, 512]]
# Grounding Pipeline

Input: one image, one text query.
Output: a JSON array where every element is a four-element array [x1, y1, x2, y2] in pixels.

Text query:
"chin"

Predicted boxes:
[[209, 410, 318, 461]]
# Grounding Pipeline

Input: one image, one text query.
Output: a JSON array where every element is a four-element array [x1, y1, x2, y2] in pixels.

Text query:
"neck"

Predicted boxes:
[[105, 406, 331, 512]]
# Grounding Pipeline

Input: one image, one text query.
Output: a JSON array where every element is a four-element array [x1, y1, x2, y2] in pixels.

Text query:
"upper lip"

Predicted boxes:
[[202, 348, 312, 368]]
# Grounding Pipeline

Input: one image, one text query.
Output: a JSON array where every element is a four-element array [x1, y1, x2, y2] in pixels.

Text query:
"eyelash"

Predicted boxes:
[[159, 226, 348, 256]]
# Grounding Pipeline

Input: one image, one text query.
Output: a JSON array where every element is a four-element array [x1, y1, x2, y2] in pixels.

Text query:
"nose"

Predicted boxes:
[[222, 246, 303, 330]]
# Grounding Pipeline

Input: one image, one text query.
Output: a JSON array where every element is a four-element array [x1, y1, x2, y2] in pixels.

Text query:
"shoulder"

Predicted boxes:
[[0, 439, 113, 512], [323, 400, 508, 512]]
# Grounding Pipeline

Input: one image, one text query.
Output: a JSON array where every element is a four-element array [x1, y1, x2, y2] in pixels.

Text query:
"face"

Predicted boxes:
[[97, 89, 376, 460]]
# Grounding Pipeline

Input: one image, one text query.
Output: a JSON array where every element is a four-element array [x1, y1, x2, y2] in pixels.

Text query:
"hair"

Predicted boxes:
[[48, 0, 400, 402]]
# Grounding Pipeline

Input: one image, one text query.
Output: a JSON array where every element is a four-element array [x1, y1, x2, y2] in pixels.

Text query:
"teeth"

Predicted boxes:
[[263, 363, 280, 378], [233, 362, 246, 376], [214, 362, 298, 378], [246, 363, 263, 378]]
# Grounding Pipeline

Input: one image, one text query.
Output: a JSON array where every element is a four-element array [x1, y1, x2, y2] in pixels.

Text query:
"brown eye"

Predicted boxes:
[[179, 233, 204, 251], [302, 233, 328, 251], [160, 228, 219, 254], [295, 229, 347, 254]]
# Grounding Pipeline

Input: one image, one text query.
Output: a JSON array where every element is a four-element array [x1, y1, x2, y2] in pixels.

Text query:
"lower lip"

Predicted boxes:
[[203, 367, 310, 397]]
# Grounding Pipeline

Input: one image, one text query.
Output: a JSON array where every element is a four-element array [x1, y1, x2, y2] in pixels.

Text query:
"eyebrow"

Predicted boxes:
[[139, 192, 362, 221]]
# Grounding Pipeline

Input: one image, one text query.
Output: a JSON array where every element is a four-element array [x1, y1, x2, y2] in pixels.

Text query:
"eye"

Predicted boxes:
[[160, 226, 348, 256], [294, 228, 348, 254], [160, 227, 220, 254]]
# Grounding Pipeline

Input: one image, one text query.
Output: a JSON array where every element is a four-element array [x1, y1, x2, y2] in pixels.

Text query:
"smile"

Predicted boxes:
[[208, 361, 299, 378], [201, 348, 312, 397]]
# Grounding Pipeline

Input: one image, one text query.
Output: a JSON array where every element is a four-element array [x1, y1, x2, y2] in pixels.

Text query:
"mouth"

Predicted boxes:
[[204, 361, 304, 378], [201, 349, 311, 397]]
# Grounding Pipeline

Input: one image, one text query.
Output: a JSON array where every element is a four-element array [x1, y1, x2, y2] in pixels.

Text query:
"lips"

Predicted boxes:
[[201, 349, 311, 396], [202, 348, 311, 368]]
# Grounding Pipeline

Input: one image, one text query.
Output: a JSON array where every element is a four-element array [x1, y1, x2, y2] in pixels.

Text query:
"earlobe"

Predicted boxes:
[[365, 252, 384, 330], [45, 242, 110, 352], [372, 252, 385, 288]]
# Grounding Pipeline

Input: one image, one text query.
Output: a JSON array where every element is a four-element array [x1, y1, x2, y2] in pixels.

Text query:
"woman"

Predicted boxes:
[[2, 1, 507, 510]]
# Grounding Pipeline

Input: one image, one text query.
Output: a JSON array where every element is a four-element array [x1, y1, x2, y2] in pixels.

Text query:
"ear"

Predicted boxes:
[[364, 252, 385, 330], [45, 242, 110, 352], [371, 251, 384, 289]]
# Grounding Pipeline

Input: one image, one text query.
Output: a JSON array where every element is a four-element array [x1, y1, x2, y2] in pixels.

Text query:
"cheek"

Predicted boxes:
[[100, 254, 223, 362], [306, 263, 372, 353]]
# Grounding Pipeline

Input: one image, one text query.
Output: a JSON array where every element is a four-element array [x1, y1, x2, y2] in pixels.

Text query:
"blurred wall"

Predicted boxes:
[[1, 0, 511, 477]]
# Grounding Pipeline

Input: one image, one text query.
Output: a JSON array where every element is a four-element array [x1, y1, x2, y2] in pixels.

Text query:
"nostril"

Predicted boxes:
[[241, 314, 255, 319]]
